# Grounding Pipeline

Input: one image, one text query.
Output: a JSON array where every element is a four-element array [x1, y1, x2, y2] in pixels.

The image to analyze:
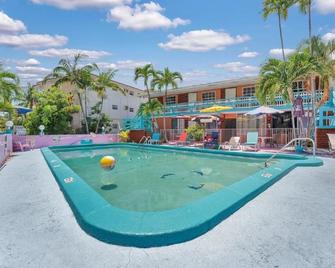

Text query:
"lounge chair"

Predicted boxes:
[[168, 132, 189, 146], [176, 132, 188, 145], [204, 131, 219, 149], [327, 133, 335, 152], [14, 137, 35, 152], [219, 136, 241, 151], [148, 133, 161, 144], [242, 132, 259, 151]]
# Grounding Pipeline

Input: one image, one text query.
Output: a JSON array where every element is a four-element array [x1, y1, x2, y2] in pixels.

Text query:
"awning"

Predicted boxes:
[[245, 106, 284, 116]]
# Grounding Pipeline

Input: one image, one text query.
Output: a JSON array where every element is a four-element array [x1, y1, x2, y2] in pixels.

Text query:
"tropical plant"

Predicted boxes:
[[299, 37, 335, 108], [24, 83, 37, 109], [24, 86, 80, 134], [256, 52, 315, 138], [137, 98, 163, 132], [152, 68, 183, 142], [118, 130, 130, 142], [262, 0, 295, 61], [0, 65, 22, 117], [91, 64, 124, 133], [87, 102, 112, 133], [185, 124, 204, 142], [44, 54, 93, 133], [134, 64, 155, 101]]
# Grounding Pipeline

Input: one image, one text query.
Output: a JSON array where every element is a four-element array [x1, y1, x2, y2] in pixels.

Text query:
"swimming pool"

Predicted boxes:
[[42, 143, 322, 247]]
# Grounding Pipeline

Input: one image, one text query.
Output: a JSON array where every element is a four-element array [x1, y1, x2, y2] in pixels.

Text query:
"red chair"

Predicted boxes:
[[177, 132, 188, 145]]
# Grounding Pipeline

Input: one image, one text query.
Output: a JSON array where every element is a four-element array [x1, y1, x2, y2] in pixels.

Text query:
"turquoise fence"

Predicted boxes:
[[121, 117, 152, 131], [317, 88, 335, 129]]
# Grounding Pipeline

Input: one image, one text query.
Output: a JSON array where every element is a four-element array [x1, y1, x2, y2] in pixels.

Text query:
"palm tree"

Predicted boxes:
[[296, 0, 312, 51], [256, 52, 315, 138], [262, 0, 295, 61], [91, 64, 124, 133], [299, 36, 335, 107], [24, 83, 37, 109], [152, 68, 182, 142], [44, 54, 93, 133], [134, 64, 155, 101], [137, 98, 163, 132], [0, 65, 22, 117]]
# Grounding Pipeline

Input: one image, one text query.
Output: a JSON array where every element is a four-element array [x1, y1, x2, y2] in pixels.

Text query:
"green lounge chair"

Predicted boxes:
[[242, 132, 259, 151]]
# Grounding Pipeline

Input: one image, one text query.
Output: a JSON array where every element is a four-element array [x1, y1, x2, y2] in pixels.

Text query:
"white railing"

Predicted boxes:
[[160, 128, 296, 146]]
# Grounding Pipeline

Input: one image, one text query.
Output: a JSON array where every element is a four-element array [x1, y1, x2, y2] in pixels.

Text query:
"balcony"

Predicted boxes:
[[162, 90, 324, 116]]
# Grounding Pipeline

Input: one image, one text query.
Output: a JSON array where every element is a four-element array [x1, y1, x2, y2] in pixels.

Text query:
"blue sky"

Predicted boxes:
[[0, 0, 334, 88]]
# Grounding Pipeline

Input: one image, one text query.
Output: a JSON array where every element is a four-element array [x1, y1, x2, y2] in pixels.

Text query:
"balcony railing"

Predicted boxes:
[[163, 91, 324, 116]]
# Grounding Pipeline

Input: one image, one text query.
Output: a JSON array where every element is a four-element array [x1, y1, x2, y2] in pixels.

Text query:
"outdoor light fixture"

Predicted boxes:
[[5, 120, 14, 129], [38, 125, 45, 136]]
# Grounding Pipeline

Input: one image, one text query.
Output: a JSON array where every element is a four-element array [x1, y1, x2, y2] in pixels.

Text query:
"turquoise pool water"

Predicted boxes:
[[44, 144, 322, 247], [55, 146, 267, 212]]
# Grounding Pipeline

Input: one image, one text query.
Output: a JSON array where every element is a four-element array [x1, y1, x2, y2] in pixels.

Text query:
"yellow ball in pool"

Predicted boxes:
[[100, 156, 116, 170]]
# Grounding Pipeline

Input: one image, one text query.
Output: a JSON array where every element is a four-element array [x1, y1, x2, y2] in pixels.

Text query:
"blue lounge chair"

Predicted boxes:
[[204, 131, 219, 149], [242, 132, 259, 151], [148, 133, 161, 144]]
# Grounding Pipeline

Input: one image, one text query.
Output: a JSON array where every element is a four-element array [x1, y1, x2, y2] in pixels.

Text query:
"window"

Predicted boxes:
[[129, 108, 134, 112], [243, 87, 256, 97], [129, 91, 134, 96], [292, 81, 304, 93], [112, 105, 118, 110], [166, 96, 176, 105], [112, 123, 118, 129], [202, 92, 215, 102], [124, 105, 129, 111]]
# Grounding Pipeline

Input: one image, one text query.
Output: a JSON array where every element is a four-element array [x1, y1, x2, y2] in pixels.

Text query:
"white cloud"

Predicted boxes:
[[182, 70, 208, 80], [238, 51, 259, 58], [322, 29, 335, 42], [269, 48, 295, 57], [29, 48, 111, 59], [96, 60, 150, 70], [16, 66, 51, 74], [107, 2, 190, 31], [159, 30, 250, 52], [0, 11, 26, 34], [0, 34, 67, 48], [31, 0, 131, 9], [214, 62, 259, 73], [315, 0, 335, 14], [17, 58, 41, 66], [17, 73, 41, 79]]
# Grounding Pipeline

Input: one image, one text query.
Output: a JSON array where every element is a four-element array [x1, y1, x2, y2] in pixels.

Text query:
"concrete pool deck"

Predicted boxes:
[[0, 150, 334, 267]]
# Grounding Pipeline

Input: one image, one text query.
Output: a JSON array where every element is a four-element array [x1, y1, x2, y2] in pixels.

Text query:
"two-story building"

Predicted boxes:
[[35, 78, 147, 133], [151, 76, 334, 145]]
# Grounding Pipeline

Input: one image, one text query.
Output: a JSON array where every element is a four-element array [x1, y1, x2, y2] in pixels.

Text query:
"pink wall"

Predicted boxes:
[[0, 134, 12, 166], [12, 134, 119, 152]]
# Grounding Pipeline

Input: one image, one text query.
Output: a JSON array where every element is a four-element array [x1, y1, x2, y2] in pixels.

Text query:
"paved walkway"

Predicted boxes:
[[0, 150, 334, 268]]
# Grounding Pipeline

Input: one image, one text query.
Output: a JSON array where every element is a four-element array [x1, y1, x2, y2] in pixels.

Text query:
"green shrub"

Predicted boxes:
[[185, 124, 204, 141]]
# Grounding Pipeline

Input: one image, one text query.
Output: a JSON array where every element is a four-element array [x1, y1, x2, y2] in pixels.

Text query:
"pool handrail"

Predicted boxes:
[[265, 137, 316, 167]]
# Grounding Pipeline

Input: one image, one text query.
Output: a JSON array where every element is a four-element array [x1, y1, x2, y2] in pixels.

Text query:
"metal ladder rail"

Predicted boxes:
[[139, 136, 149, 144], [264, 138, 316, 167]]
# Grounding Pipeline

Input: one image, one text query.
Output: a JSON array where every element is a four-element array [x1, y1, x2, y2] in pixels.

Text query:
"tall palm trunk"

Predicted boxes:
[[77, 92, 89, 133], [288, 89, 297, 139], [163, 85, 168, 142], [278, 11, 286, 62], [95, 97, 104, 134]]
